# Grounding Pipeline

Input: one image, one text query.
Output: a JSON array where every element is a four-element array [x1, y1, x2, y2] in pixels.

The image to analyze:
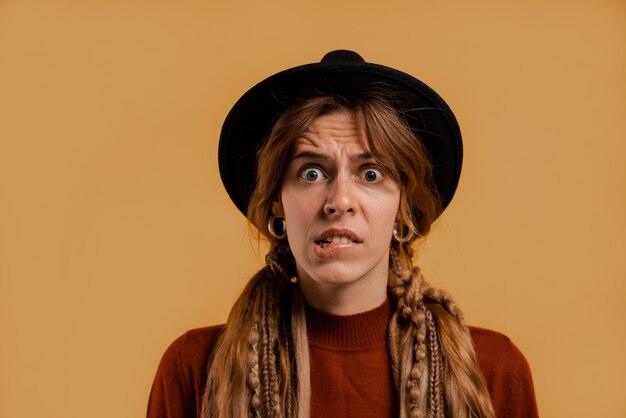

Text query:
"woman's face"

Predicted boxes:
[[276, 110, 400, 309]]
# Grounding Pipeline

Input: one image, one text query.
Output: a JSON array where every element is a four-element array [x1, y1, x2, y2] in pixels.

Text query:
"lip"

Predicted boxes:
[[313, 228, 362, 258], [315, 228, 362, 243]]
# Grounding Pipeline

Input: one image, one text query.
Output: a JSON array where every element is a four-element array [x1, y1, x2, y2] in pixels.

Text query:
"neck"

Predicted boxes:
[[305, 297, 392, 348], [297, 273, 388, 315]]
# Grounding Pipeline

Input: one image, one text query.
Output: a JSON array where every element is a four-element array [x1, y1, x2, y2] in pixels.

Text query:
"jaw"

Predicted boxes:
[[294, 255, 391, 315]]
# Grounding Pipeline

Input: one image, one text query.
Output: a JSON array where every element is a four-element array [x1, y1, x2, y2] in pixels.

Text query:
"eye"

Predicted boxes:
[[360, 166, 383, 183], [299, 166, 326, 182]]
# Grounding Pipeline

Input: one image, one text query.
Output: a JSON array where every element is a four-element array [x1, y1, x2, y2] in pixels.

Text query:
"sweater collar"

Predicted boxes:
[[305, 298, 391, 349]]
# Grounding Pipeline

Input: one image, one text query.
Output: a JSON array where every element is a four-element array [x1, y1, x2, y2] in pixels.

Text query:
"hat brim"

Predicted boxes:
[[219, 57, 462, 218]]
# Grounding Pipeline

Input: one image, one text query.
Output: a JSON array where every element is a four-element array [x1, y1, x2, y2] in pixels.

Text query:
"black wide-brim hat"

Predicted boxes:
[[219, 50, 462, 218]]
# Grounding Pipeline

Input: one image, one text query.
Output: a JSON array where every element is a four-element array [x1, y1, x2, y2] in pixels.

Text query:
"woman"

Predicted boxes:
[[148, 50, 538, 418]]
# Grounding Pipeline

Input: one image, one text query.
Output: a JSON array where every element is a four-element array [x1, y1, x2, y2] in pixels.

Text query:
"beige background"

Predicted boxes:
[[1, 1, 625, 417]]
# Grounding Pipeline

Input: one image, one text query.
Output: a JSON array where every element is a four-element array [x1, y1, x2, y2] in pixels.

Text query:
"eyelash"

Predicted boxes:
[[297, 165, 384, 183], [299, 166, 327, 182], [359, 166, 383, 183]]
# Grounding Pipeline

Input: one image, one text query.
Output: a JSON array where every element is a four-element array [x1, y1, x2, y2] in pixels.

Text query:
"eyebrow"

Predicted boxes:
[[291, 150, 374, 161]]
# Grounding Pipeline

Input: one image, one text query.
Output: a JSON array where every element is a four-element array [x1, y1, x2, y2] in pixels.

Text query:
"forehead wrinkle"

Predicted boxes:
[[308, 122, 361, 140], [307, 111, 362, 137], [294, 132, 319, 148], [296, 126, 367, 149], [292, 112, 372, 160]]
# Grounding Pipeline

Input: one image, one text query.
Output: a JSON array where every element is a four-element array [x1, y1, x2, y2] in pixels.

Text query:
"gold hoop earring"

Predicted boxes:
[[393, 222, 416, 243], [268, 215, 287, 239]]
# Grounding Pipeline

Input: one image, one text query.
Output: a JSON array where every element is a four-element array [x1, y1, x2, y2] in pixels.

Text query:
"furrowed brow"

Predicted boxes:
[[291, 150, 330, 160], [350, 152, 374, 161]]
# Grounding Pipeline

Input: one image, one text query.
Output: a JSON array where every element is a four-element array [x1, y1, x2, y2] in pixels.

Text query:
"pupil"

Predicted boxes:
[[307, 171, 318, 180], [366, 171, 376, 181]]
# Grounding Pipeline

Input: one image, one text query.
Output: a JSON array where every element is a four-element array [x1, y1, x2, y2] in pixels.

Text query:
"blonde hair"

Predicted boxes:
[[203, 94, 495, 417]]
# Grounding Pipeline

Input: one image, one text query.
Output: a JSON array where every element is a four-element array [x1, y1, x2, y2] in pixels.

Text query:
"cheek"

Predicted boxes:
[[371, 191, 401, 221], [281, 183, 322, 221], [282, 197, 316, 243]]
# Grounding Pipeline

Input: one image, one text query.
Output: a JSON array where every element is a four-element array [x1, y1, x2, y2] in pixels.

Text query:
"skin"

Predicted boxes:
[[275, 111, 401, 315]]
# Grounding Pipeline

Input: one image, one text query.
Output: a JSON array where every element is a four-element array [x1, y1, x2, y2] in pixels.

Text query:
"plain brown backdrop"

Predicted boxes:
[[1, 1, 625, 417]]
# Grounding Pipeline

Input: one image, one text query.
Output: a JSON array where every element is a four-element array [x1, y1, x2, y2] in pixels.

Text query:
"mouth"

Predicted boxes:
[[314, 229, 362, 248], [316, 235, 358, 248]]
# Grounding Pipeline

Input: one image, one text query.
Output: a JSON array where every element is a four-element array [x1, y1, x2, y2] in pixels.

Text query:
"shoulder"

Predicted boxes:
[[469, 326, 532, 383], [469, 326, 532, 379], [469, 326, 524, 362], [157, 325, 225, 390], [469, 326, 539, 418], [164, 326, 224, 369], [147, 325, 224, 418]]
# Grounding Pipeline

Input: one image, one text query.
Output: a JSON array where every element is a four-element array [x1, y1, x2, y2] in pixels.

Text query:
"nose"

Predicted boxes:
[[323, 174, 355, 216]]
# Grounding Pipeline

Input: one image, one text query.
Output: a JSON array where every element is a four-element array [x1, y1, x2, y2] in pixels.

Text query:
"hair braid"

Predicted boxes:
[[423, 286, 495, 418], [247, 323, 262, 416], [422, 286, 465, 323], [259, 256, 286, 417], [408, 307, 427, 418], [426, 308, 444, 418], [279, 310, 296, 417], [290, 288, 311, 418], [388, 246, 432, 417], [243, 279, 264, 417], [204, 247, 302, 418], [387, 246, 411, 395], [405, 269, 428, 418], [203, 266, 267, 417], [387, 309, 403, 393], [387, 246, 495, 418], [268, 314, 282, 416]]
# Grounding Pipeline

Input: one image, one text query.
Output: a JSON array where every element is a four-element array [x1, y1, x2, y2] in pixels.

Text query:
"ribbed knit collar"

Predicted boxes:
[[305, 298, 391, 350]]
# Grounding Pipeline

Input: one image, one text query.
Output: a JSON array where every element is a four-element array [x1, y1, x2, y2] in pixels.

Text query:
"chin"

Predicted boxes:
[[311, 273, 360, 287], [301, 263, 379, 287]]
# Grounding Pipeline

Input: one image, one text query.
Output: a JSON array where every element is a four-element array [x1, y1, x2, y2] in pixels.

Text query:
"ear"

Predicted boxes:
[[271, 198, 285, 218]]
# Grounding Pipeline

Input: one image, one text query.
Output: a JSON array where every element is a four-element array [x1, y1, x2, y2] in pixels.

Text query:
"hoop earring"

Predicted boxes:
[[393, 222, 416, 243], [268, 215, 287, 239]]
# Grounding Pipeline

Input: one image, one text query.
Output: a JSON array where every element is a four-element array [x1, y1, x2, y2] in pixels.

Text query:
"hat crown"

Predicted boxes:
[[320, 50, 365, 63]]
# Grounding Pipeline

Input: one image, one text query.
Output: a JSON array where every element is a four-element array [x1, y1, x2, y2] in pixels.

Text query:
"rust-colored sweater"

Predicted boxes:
[[147, 300, 538, 417]]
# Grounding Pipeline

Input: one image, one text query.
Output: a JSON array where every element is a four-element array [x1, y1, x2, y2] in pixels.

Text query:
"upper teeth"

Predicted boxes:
[[325, 236, 353, 244]]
